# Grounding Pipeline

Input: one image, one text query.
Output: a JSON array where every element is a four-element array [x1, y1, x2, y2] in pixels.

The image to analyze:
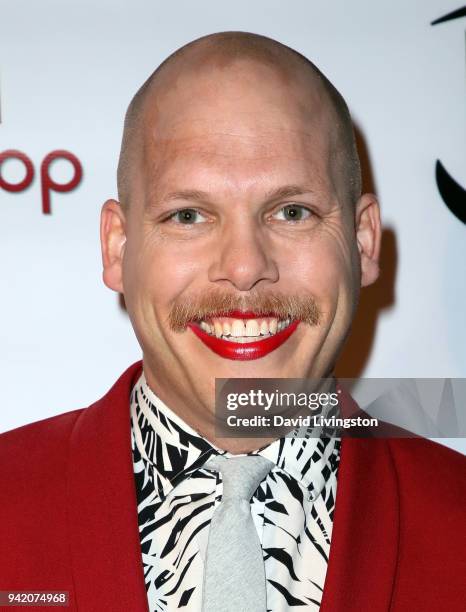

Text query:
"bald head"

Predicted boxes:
[[117, 31, 361, 209]]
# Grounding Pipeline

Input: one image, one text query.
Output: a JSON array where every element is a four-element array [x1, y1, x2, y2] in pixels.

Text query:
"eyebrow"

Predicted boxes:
[[162, 185, 315, 205]]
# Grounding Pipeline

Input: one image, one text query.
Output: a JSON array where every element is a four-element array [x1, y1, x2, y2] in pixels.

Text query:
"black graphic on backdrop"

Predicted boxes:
[[431, 6, 466, 224]]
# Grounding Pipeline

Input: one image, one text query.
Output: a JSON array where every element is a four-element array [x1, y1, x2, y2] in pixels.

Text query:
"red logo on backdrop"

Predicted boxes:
[[0, 149, 83, 214]]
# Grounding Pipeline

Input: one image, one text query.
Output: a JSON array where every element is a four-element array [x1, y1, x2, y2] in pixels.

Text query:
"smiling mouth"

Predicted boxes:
[[188, 310, 299, 360]]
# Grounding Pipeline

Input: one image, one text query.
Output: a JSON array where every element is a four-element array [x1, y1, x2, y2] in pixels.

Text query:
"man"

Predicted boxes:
[[0, 32, 465, 611]]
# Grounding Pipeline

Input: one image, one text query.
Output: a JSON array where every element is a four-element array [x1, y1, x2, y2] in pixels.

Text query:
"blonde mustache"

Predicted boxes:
[[168, 289, 321, 332]]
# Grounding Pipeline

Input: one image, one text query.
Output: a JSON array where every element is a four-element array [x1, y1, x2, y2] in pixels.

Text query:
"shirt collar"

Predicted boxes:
[[131, 371, 340, 502]]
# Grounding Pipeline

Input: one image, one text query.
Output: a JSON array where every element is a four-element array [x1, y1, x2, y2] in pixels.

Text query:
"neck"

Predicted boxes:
[[142, 360, 337, 455], [142, 364, 282, 454]]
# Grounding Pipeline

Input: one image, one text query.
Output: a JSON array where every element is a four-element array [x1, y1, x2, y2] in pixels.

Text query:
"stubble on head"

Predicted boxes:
[[116, 31, 362, 216]]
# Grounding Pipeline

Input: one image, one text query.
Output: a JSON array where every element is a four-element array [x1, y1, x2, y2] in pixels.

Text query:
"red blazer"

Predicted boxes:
[[1, 362, 465, 611]]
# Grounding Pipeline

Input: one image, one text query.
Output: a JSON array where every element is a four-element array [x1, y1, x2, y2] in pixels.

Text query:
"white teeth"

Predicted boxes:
[[214, 322, 223, 338], [199, 316, 291, 340], [245, 320, 259, 336], [231, 319, 245, 337]]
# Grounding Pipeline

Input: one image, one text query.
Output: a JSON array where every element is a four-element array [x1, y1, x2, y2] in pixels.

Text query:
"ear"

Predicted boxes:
[[355, 193, 381, 288], [100, 199, 127, 293]]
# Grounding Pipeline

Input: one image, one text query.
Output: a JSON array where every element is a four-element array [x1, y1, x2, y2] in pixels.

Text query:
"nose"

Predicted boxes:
[[208, 221, 279, 291]]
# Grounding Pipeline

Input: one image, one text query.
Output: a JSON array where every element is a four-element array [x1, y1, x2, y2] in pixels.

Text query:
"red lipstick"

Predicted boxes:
[[188, 318, 299, 360]]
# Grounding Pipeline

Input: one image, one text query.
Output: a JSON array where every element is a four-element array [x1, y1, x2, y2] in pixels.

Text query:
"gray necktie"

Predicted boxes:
[[202, 454, 274, 612]]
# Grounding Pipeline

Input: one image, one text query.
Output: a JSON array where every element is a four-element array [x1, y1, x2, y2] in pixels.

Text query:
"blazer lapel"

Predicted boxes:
[[320, 436, 399, 611], [67, 362, 148, 611]]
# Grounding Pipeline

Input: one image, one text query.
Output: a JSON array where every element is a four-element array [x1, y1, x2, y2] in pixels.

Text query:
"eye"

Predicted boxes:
[[273, 204, 313, 222], [167, 208, 206, 224]]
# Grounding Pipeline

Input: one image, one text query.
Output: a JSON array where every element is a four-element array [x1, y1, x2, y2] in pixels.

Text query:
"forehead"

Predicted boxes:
[[140, 60, 337, 200], [147, 131, 333, 202]]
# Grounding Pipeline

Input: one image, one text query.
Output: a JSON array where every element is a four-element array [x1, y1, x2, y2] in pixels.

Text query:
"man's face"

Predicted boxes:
[[102, 59, 380, 422]]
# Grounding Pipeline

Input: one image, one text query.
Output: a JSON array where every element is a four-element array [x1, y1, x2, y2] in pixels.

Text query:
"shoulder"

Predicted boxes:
[[386, 437, 466, 512], [0, 408, 84, 458], [0, 360, 143, 472], [387, 436, 466, 474], [0, 409, 85, 497]]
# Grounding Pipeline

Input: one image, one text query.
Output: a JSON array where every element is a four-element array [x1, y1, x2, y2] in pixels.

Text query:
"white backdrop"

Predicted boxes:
[[1, 0, 464, 452]]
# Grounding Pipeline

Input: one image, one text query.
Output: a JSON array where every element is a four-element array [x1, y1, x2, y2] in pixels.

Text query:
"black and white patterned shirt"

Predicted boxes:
[[130, 372, 341, 611]]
